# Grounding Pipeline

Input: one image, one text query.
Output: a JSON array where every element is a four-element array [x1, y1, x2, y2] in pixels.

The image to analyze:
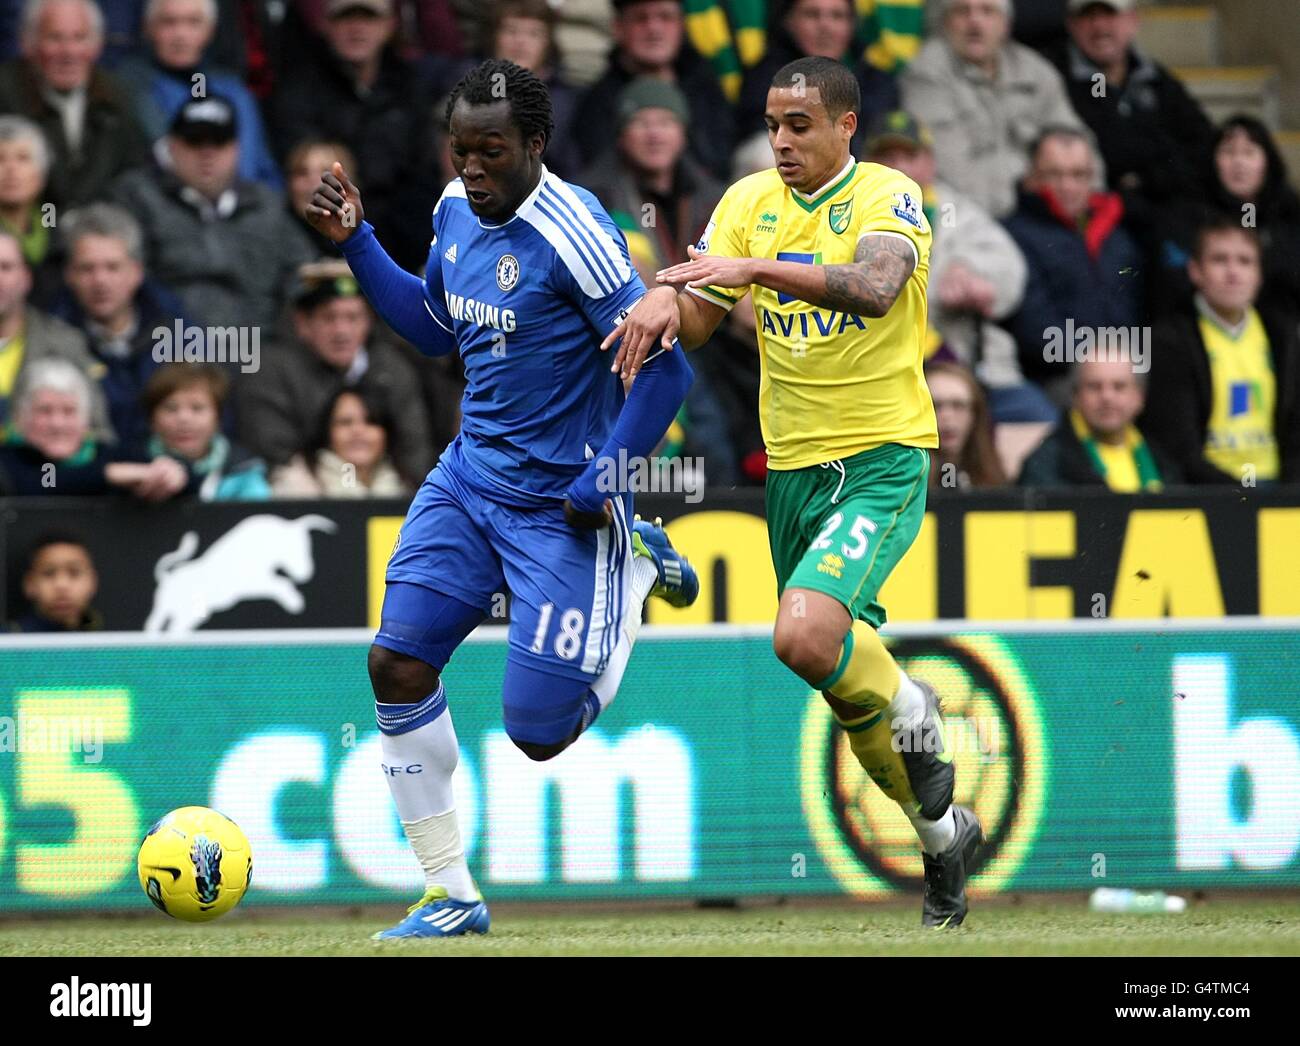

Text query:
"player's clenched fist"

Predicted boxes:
[[563, 498, 615, 530], [305, 161, 366, 244]]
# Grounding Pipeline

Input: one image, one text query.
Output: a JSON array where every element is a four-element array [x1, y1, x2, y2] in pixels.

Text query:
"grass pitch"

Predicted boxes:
[[3, 895, 1298, 957]]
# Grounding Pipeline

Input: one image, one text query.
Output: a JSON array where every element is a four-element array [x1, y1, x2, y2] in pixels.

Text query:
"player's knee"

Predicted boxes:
[[510, 736, 571, 762], [772, 619, 840, 683], [368, 645, 439, 704]]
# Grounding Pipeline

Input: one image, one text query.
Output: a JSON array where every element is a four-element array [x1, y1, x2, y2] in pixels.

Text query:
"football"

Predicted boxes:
[[137, 806, 253, 922]]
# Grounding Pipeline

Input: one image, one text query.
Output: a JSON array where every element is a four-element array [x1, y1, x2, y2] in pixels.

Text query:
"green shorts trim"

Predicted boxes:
[[765, 443, 930, 628]]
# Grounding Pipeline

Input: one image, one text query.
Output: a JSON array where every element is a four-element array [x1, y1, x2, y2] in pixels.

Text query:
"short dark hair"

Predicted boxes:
[[1029, 124, 1093, 164], [444, 58, 554, 147], [1193, 214, 1262, 261], [769, 56, 859, 118], [142, 362, 231, 417], [24, 530, 92, 571]]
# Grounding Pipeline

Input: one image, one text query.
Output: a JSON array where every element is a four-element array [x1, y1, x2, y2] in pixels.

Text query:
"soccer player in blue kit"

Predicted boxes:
[[307, 59, 698, 939]]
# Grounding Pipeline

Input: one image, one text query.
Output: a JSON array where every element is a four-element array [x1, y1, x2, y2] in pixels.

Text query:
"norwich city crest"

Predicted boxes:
[[829, 199, 853, 234]]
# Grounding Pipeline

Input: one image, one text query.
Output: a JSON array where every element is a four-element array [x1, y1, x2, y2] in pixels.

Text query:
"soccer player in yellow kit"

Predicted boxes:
[[604, 56, 982, 927]]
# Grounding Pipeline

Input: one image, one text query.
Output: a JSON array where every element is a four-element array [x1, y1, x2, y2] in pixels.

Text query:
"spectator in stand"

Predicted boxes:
[[1150, 115, 1300, 321], [900, 0, 1092, 218], [143, 362, 270, 498], [270, 384, 414, 497], [864, 110, 1055, 424], [237, 260, 435, 484], [584, 77, 735, 485], [269, 0, 433, 270], [285, 139, 359, 256], [488, 0, 582, 179], [0, 357, 185, 495], [113, 0, 283, 189], [582, 77, 722, 279], [925, 360, 1007, 489], [8, 531, 102, 632], [1045, 0, 1213, 229], [295, 0, 467, 65], [112, 95, 313, 329], [0, 0, 148, 208], [51, 203, 189, 452], [0, 115, 61, 306], [1019, 357, 1176, 490], [1002, 126, 1142, 404], [449, 0, 615, 87], [573, 0, 734, 180], [738, 0, 899, 153], [0, 230, 113, 437], [1142, 219, 1300, 486]]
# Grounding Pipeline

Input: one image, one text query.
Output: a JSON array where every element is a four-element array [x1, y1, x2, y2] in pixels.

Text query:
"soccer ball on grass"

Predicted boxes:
[[137, 806, 252, 921]]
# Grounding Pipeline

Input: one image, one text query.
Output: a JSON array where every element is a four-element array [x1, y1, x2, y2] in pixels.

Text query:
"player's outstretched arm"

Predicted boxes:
[[306, 163, 455, 356], [601, 286, 726, 380], [564, 345, 694, 529], [657, 235, 916, 319]]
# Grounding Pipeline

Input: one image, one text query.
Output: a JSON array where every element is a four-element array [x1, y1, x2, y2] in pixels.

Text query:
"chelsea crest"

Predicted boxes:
[[496, 254, 520, 291]]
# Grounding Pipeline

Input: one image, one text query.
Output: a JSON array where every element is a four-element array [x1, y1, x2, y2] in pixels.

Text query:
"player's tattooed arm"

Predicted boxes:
[[660, 236, 917, 319], [818, 234, 917, 318]]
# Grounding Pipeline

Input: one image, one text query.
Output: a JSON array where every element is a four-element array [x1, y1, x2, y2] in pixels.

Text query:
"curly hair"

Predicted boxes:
[[444, 58, 554, 147]]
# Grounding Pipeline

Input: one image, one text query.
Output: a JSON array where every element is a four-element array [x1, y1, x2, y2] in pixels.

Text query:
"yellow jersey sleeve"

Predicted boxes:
[[688, 179, 753, 312], [852, 166, 931, 271]]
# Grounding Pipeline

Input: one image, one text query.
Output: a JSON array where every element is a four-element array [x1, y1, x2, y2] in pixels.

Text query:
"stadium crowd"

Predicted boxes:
[[0, 0, 1297, 511]]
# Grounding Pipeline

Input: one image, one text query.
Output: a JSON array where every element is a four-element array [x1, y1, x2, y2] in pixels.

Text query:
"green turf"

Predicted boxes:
[[2, 897, 1298, 956]]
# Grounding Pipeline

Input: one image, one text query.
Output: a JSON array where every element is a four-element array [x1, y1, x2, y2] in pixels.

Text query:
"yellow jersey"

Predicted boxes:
[[1200, 307, 1279, 481], [690, 158, 937, 470]]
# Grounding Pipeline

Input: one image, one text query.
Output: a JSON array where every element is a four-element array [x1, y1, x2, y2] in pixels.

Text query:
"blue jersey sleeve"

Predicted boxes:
[[339, 220, 455, 356]]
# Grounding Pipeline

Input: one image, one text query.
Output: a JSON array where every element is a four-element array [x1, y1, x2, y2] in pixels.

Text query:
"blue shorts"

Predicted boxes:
[[376, 445, 634, 685]]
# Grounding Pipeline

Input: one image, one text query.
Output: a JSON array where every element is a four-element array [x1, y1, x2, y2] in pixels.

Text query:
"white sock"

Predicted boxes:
[[885, 670, 926, 728], [375, 684, 477, 898], [589, 550, 659, 709], [910, 806, 957, 856]]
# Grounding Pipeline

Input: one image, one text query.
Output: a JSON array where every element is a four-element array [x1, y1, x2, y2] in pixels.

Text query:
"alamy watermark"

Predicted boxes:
[[1042, 319, 1150, 373], [595, 448, 705, 504], [152, 320, 261, 373], [0, 714, 104, 763]]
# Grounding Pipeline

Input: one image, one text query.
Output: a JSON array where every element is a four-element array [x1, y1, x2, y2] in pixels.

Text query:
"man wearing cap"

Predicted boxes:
[[864, 109, 1055, 424], [573, 0, 734, 181], [583, 77, 723, 277], [113, 0, 284, 189], [269, 0, 433, 271], [0, 0, 148, 208], [583, 76, 737, 485], [237, 258, 435, 483], [111, 94, 313, 329], [900, 0, 1093, 218], [1045, 0, 1213, 223]]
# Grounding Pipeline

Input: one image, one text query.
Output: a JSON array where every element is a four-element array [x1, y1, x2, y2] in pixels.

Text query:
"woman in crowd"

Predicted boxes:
[[925, 360, 1007, 490], [143, 362, 271, 500], [271, 384, 413, 499], [0, 358, 185, 497], [0, 115, 61, 306], [1150, 115, 1300, 318]]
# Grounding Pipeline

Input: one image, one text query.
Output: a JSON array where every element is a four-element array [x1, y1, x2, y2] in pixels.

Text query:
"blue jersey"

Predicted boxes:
[[421, 167, 647, 505]]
